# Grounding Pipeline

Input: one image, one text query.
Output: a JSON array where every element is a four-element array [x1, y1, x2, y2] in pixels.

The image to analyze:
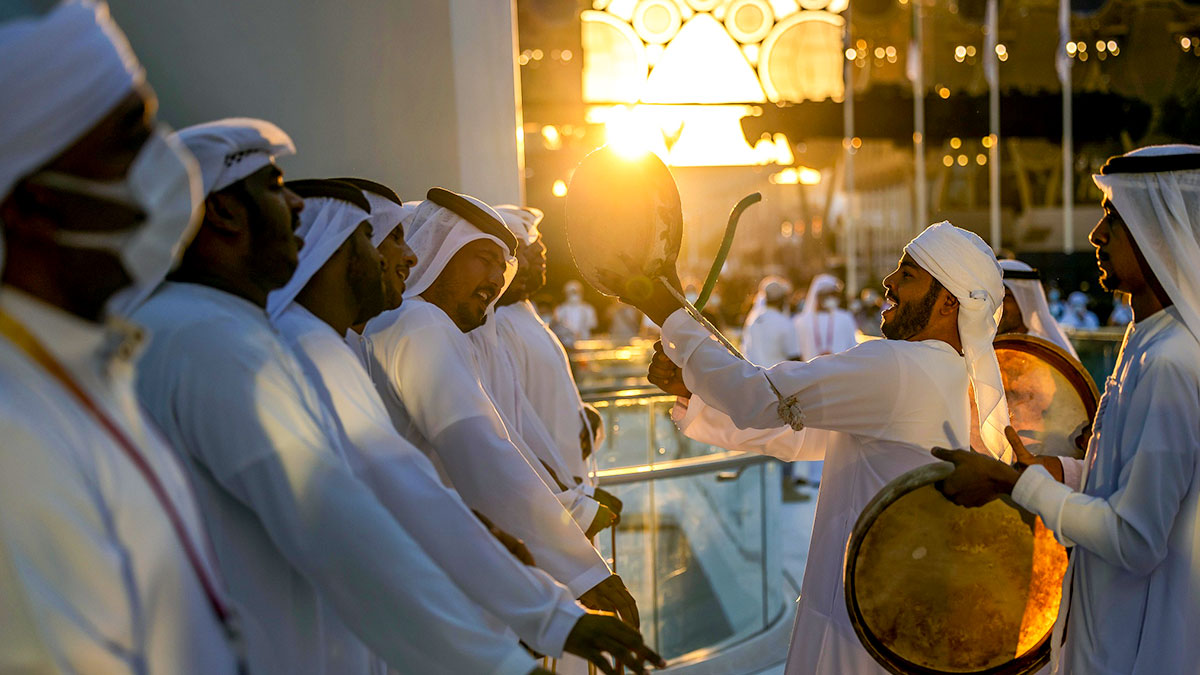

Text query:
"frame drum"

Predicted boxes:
[[845, 462, 1069, 674], [971, 334, 1100, 459], [564, 145, 683, 299]]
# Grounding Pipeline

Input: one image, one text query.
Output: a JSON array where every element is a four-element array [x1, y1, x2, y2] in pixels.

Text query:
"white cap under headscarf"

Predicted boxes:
[[404, 188, 517, 302], [1093, 145, 1200, 347], [999, 259, 1078, 358], [905, 221, 1011, 462], [173, 118, 295, 196], [744, 275, 792, 327], [0, 0, 144, 203], [266, 183, 371, 320], [493, 205, 544, 246]]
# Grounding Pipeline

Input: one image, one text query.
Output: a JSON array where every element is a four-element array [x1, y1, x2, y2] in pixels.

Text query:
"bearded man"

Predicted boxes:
[[632, 222, 1010, 675]]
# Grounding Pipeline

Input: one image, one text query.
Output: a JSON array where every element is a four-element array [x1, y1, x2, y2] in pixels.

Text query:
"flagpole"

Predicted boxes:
[[985, 0, 1001, 251], [912, 0, 927, 231], [1059, 0, 1074, 253], [843, 6, 857, 294]]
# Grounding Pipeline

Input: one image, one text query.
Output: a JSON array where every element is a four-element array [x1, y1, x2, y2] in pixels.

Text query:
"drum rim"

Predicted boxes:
[[843, 462, 1055, 675]]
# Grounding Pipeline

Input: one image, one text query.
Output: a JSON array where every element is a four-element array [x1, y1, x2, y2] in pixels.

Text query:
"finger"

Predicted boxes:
[[596, 637, 641, 673], [636, 644, 667, 669], [931, 447, 962, 462], [587, 651, 617, 675], [1005, 426, 1034, 460], [613, 590, 640, 628], [653, 340, 664, 354]]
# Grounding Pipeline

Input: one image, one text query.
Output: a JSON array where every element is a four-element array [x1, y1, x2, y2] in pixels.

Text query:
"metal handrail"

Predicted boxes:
[[595, 450, 769, 486]]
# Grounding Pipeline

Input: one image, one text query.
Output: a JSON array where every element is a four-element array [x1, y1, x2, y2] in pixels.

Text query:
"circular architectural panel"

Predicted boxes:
[[632, 0, 683, 45], [725, 0, 774, 44], [685, 0, 724, 11]]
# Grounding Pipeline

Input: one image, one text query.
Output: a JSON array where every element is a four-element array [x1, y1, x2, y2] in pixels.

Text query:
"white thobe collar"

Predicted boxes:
[[0, 285, 145, 376]]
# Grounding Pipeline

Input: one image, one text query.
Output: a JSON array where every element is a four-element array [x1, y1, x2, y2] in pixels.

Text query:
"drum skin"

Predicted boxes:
[[845, 462, 1069, 675], [970, 334, 1100, 459], [565, 146, 683, 300]]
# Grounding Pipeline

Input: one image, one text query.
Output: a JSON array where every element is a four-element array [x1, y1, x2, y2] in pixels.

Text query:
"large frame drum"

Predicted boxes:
[[844, 463, 1069, 674]]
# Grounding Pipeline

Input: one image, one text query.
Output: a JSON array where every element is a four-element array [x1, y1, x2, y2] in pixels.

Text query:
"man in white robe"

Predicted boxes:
[[997, 259, 1078, 358], [361, 189, 641, 627], [631, 222, 1010, 675], [793, 273, 858, 361], [742, 276, 798, 367], [554, 280, 597, 346], [1059, 291, 1100, 330], [0, 4, 240, 672], [133, 120, 549, 675], [936, 145, 1200, 675], [267, 177, 660, 673], [492, 205, 615, 501]]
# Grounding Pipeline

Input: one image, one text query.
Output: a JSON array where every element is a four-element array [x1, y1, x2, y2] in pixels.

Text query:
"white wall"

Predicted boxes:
[[107, 0, 523, 206]]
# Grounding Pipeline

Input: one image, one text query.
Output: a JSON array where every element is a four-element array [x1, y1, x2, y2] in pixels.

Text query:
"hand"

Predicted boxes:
[[585, 504, 618, 539], [490, 524, 536, 567], [593, 486, 624, 519], [1007, 426, 1063, 483], [648, 341, 691, 398], [578, 574, 640, 628], [564, 612, 666, 674], [930, 446, 1021, 507]]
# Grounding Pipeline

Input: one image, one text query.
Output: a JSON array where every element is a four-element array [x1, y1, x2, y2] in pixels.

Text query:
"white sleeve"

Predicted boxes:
[[160, 325, 534, 674], [662, 310, 902, 437], [345, 417, 584, 656], [1012, 359, 1198, 574], [435, 418, 611, 596], [0, 422, 140, 674], [385, 323, 610, 595], [671, 395, 821, 461], [1060, 456, 1086, 491]]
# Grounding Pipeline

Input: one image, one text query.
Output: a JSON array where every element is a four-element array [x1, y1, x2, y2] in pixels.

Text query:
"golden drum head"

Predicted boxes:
[[970, 334, 1099, 459], [565, 146, 683, 299], [845, 463, 1069, 674]]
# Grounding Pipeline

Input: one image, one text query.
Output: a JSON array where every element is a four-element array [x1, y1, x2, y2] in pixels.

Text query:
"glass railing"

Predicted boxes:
[[1066, 327, 1125, 387], [586, 390, 786, 665]]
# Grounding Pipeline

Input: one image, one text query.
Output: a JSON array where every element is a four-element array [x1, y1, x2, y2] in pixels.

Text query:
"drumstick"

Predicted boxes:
[[694, 192, 761, 312]]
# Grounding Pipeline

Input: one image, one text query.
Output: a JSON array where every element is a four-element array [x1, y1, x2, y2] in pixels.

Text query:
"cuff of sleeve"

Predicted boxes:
[[661, 309, 700, 362], [565, 562, 612, 599], [538, 601, 587, 658], [672, 395, 702, 432], [567, 494, 600, 531], [1012, 465, 1076, 545], [491, 644, 538, 675]]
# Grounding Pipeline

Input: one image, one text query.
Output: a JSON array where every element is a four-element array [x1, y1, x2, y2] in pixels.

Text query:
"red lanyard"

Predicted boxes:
[[0, 309, 234, 626], [814, 312, 836, 356]]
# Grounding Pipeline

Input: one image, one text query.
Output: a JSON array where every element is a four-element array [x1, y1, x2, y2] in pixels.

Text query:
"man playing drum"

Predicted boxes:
[[630, 221, 1012, 675], [936, 145, 1200, 675]]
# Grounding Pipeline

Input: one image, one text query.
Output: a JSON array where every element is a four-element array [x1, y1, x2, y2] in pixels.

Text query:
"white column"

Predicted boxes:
[[1059, 0, 1074, 253], [843, 7, 857, 294], [449, 0, 525, 206], [912, 0, 927, 231], [985, 0, 1001, 250]]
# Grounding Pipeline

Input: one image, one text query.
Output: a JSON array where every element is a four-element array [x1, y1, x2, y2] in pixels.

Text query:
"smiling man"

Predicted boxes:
[[361, 188, 643, 630], [632, 221, 1008, 675], [935, 145, 1200, 675]]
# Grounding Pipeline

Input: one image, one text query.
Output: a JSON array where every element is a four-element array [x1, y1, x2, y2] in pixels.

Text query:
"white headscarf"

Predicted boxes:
[[1093, 145, 1200, 347], [404, 192, 517, 302], [173, 118, 295, 196], [999, 259, 1078, 358], [799, 273, 841, 319], [493, 205, 544, 246], [266, 195, 370, 319], [371, 200, 421, 247], [905, 221, 1011, 462], [0, 0, 143, 202]]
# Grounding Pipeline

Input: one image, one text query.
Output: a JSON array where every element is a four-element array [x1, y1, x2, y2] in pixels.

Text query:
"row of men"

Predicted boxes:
[[636, 153, 1200, 672], [0, 3, 667, 674]]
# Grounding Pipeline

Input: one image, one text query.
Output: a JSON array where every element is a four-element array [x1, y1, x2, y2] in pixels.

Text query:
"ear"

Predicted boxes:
[[938, 289, 960, 316], [203, 191, 249, 237]]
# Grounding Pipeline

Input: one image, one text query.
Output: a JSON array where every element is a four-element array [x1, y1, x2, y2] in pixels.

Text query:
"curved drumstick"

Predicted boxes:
[[694, 192, 762, 312]]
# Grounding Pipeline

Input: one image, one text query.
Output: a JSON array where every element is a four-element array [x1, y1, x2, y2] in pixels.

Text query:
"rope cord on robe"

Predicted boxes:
[[0, 309, 243, 648], [657, 278, 805, 432]]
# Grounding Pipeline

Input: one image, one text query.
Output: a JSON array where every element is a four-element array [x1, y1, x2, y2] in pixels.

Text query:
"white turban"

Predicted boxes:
[[0, 0, 144, 201], [905, 221, 1011, 462], [1093, 145, 1200, 347], [267, 187, 371, 319], [493, 205, 544, 245], [999, 259, 1078, 358], [404, 189, 517, 302], [173, 118, 295, 196], [371, 201, 420, 247]]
